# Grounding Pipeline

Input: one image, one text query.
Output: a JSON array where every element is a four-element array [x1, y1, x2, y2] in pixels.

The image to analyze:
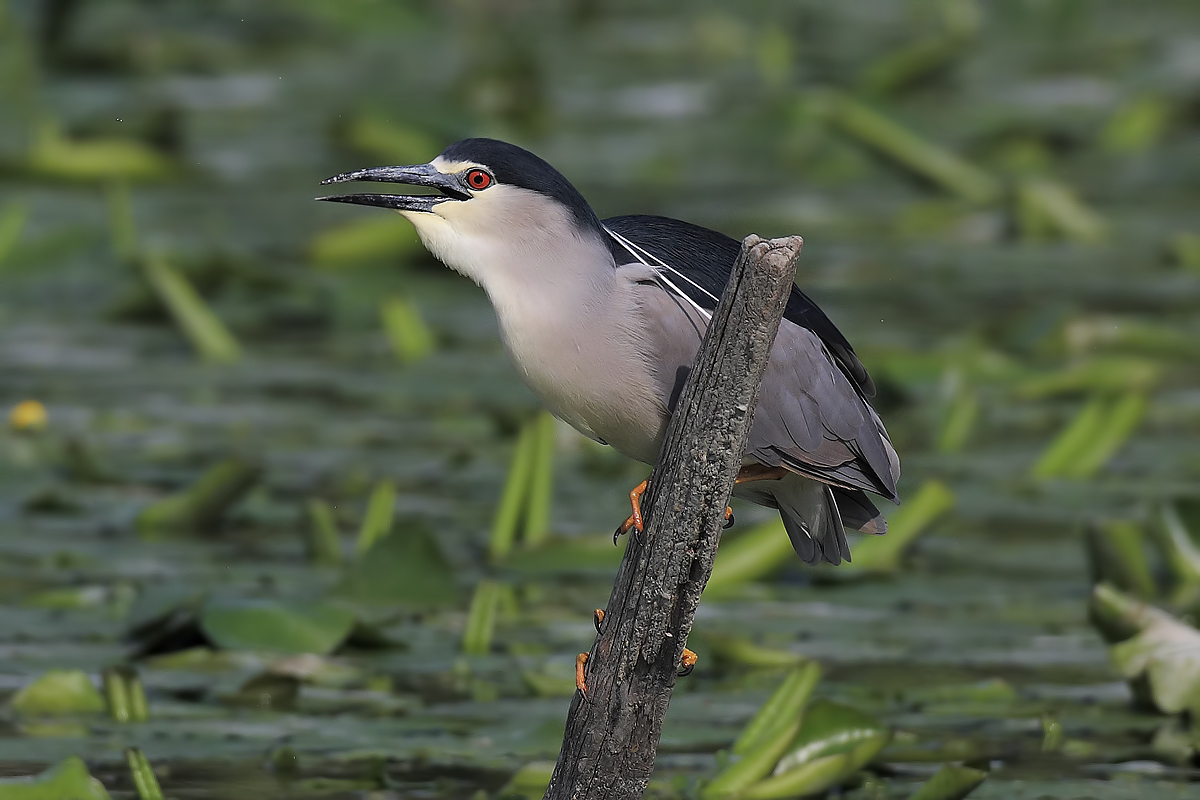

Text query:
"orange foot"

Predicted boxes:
[[575, 652, 590, 697], [576, 609, 698, 694], [614, 480, 736, 541], [614, 480, 649, 543]]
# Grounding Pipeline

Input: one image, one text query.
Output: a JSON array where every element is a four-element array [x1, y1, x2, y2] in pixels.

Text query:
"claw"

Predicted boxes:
[[593, 608, 605, 633], [575, 652, 589, 698], [723, 506, 735, 529], [678, 648, 698, 677]]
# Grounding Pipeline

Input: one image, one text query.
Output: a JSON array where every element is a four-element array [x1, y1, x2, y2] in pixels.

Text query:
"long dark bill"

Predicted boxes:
[[316, 163, 467, 212]]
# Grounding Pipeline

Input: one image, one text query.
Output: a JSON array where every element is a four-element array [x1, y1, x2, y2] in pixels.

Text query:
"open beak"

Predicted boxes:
[[316, 164, 468, 213]]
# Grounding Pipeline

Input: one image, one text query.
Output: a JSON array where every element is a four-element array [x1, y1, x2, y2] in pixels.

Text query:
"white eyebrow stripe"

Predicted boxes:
[[604, 226, 716, 321]]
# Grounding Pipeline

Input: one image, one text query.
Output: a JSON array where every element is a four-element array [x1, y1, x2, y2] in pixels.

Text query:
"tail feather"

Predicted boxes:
[[773, 479, 850, 566], [831, 487, 887, 536]]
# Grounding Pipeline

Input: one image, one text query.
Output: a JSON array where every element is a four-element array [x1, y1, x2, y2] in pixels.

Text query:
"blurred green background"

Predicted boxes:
[[2, 0, 1200, 797]]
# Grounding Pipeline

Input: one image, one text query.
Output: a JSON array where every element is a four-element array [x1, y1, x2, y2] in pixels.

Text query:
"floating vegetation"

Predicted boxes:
[[310, 215, 425, 266], [354, 478, 397, 555], [1, 1, 1197, 796], [705, 518, 794, 594], [8, 670, 106, 717], [824, 92, 1000, 204], [1085, 520, 1156, 598], [141, 253, 243, 364], [102, 665, 149, 723], [488, 412, 557, 562], [1091, 583, 1200, 717], [105, 181, 137, 262], [306, 498, 344, 565], [1015, 178, 1108, 244], [125, 749, 165, 800], [1031, 392, 1147, 479], [26, 120, 174, 183], [0, 756, 111, 799], [462, 579, 514, 656], [836, 480, 955, 575], [135, 458, 261, 537], [380, 295, 435, 364], [909, 763, 987, 800], [0, 199, 27, 267], [199, 597, 356, 655], [705, 665, 889, 799]]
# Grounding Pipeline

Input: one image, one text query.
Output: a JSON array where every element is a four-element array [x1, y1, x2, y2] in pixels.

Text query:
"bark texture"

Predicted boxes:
[[543, 234, 803, 800]]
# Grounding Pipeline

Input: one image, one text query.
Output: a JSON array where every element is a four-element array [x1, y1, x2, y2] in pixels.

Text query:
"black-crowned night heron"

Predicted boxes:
[[318, 138, 899, 568]]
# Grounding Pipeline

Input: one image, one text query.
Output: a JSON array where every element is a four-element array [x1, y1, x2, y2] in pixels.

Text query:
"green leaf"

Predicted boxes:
[[334, 523, 459, 608], [1032, 393, 1146, 480], [27, 120, 173, 183], [489, 424, 537, 564], [0, 200, 28, 268], [1152, 504, 1200, 600], [380, 296, 435, 364], [341, 113, 439, 164], [1015, 178, 1107, 244], [102, 666, 149, 723], [504, 533, 626, 574], [702, 717, 802, 799], [136, 458, 261, 537], [908, 763, 988, 800], [706, 634, 806, 669], [9, 670, 106, 717], [742, 700, 890, 799], [772, 699, 890, 774], [706, 519, 795, 594], [310, 215, 424, 266], [825, 93, 1000, 204], [0, 756, 111, 799], [1015, 357, 1160, 399], [306, 498, 343, 566], [141, 253, 242, 364], [355, 479, 397, 556], [1084, 520, 1155, 597], [732, 662, 822, 756], [200, 598, 356, 655], [1101, 95, 1171, 154], [841, 480, 955, 574], [462, 580, 509, 656], [1092, 583, 1200, 716], [521, 411, 557, 547], [124, 749, 164, 800], [498, 761, 555, 800]]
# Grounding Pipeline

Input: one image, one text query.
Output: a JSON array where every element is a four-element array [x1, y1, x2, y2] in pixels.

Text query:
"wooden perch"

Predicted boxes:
[[543, 234, 803, 800]]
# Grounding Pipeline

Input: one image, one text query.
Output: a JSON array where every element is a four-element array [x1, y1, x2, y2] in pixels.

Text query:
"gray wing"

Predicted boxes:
[[748, 321, 899, 500], [627, 271, 899, 502]]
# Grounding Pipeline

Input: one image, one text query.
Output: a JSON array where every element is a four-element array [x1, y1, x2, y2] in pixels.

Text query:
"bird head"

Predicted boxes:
[[318, 138, 605, 284]]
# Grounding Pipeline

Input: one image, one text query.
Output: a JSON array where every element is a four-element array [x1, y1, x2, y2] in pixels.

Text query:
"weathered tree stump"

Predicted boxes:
[[543, 234, 803, 800]]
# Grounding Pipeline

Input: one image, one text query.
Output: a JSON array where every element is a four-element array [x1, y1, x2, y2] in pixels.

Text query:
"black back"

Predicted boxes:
[[603, 215, 876, 397], [440, 139, 604, 231]]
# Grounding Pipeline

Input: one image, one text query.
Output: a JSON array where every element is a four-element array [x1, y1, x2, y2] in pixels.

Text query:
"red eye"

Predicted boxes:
[[465, 169, 492, 190]]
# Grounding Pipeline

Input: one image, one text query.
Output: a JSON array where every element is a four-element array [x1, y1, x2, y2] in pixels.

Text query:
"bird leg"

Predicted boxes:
[[734, 464, 790, 484], [614, 479, 649, 542], [577, 609, 697, 696], [615, 479, 736, 541]]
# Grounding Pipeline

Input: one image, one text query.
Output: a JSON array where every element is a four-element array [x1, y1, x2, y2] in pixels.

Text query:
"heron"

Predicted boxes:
[[318, 138, 899, 689]]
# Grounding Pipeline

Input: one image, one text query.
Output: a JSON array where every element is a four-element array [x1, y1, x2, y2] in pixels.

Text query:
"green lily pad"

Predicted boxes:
[[9, 670, 106, 717], [332, 523, 459, 608], [199, 597, 356, 655], [0, 756, 110, 799]]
